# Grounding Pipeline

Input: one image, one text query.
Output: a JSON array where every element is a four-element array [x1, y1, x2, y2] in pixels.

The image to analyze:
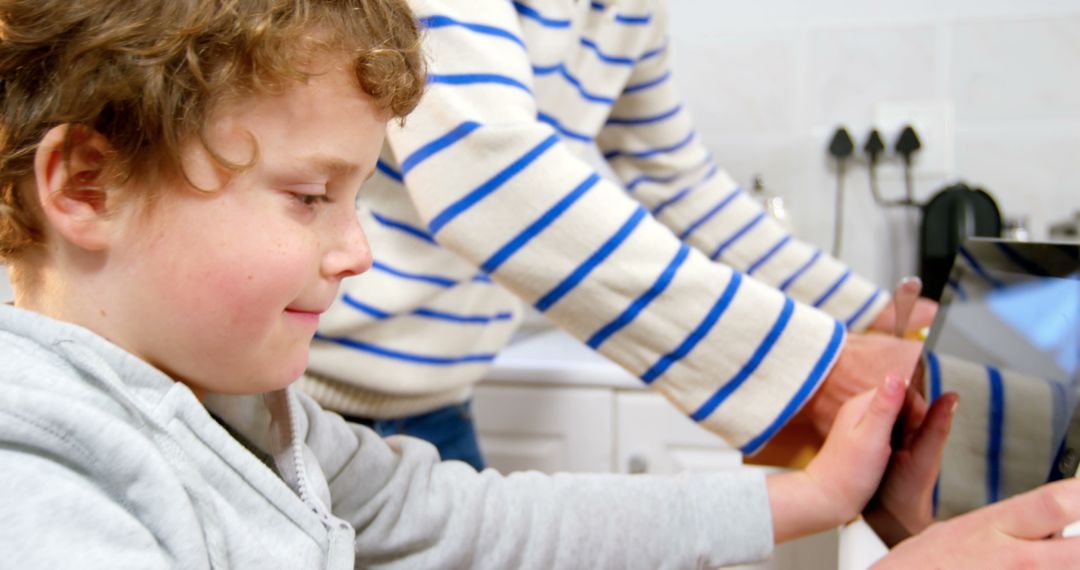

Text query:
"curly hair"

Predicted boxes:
[[0, 0, 426, 261]]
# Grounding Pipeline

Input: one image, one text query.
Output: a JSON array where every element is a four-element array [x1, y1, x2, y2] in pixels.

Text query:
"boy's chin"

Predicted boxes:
[[194, 352, 309, 396]]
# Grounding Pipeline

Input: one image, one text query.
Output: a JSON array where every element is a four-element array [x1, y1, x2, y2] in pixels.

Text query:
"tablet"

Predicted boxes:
[[923, 238, 1079, 519]]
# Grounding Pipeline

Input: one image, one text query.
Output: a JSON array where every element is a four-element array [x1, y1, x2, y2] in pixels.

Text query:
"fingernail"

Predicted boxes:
[[885, 375, 902, 394], [950, 400, 959, 415]]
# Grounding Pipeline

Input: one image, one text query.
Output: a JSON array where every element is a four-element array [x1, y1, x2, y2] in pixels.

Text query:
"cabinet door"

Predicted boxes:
[[615, 391, 745, 474], [472, 384, 614, 474], [615, 391, 840, 570]]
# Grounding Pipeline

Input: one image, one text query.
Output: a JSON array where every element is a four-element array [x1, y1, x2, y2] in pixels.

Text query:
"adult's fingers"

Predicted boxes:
[[984, 478, 1080, 540], [855, 374, 907, 443], [1024, 535, 1080, 569], [907, 392, 957, 473], [896, 385, 929, 450]]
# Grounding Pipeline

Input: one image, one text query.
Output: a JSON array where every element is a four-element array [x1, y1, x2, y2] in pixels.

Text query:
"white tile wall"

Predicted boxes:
[[668, 1, 1080, 286], [951, 16, 1080, 124]]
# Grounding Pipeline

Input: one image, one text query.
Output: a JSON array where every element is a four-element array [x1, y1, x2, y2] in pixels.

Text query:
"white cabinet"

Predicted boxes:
[[472, 384, 614, 473], [614, 390, 745, 474]]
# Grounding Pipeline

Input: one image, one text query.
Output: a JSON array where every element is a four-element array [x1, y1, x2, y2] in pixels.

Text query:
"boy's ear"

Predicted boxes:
[[34, 124, 115, 251]]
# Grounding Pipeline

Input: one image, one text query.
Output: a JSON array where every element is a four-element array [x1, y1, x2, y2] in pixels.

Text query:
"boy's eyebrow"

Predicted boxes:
[[298, 154, 362, 178]]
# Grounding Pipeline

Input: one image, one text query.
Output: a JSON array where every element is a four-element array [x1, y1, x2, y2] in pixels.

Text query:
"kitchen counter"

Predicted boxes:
[[480, 325, 644, 390]]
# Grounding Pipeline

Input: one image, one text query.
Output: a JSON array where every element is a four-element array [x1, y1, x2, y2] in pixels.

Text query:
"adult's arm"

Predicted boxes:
[[387, 0, 851, 453], [593, 3, 887, 329]]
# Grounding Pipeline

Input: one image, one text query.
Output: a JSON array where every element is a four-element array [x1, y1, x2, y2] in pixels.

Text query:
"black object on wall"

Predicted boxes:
[[919, 183, 1002, 301]]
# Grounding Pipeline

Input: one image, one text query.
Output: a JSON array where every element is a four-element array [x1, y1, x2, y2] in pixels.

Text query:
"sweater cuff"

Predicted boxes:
[[649, 282, 847, 454]]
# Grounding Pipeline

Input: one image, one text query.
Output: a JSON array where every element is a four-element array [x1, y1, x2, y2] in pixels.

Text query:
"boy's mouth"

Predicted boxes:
[[283, 306, 325, 327]]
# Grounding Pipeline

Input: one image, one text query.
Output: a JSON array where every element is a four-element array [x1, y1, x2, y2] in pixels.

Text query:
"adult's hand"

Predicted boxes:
[[795, 334, 923, 438], [873, 478, 1080, 569], [868, 297, 938, 337], [863, 390, 959, 547]]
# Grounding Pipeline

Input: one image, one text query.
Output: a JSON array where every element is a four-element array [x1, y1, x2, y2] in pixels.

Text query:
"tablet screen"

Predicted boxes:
[[923, 238, 1079, 518]]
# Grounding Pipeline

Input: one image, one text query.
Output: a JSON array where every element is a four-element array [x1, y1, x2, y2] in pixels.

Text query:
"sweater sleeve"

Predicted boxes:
[[388, 0, 847, 452], [594, 4, 887, 331], [294, 392, 774, 569], [0, 431, 172, 569]]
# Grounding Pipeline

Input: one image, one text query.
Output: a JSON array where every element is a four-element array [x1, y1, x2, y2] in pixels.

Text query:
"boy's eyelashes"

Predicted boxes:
[[288, 191, 332, 208]]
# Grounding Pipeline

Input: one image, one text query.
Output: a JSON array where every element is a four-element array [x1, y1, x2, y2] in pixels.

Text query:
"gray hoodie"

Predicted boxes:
[[0, 304, 773, 569]]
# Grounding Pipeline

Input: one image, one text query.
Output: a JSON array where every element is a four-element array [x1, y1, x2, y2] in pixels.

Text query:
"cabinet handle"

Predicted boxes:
[[627, 454, 649, 474]]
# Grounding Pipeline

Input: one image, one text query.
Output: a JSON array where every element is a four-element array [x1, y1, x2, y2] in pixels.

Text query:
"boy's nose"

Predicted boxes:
[[324, 216, 372, 279]]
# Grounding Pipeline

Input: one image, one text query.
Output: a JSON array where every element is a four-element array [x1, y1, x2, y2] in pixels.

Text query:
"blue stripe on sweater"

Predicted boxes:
[[947, 278, 968, 301], [536, 205, 648, 311], [512, 1, 571, 28], [845, 288, 883, 328], [341, 293, 391, 319], [533, 63, 616, 105], [625, 154, 713, 193], [340, 293, 512, 324], [779, 249, 822, 292], [538, 111, 593, 142], [615, 12, 652, 25], [710, 212, 765, 260], [412, 307, 514, 324], [603, 130, 696, 160], [677, 186, 742, 240], [314, 333, 496, 366], [959, 246, 1005, 289], [996, 242, 1050, 277], [638, 41, 667, 62], [418, 15, 526, 49], [606, 104, 683, 126], [587, 243, 691, 349], [987, 366, 1004, 504], [624, 70, 671, 94], [741, 320, 845, 455], [642, 273, 743, 384], [376, 159, 403, 182], [371, 260, 456, 288], [650, 164, 720, 216], [580, 37, 635, 66], [628, 171, 679, 192], [812, 270, 852, 308], [691, 298, 795, 421], [928, 350, 942, 516], [401, 121, 482, 176], [482, 173, 601, 273], [927, 351, 942, 403], [429, 134, 560, 234], [747, 235, 794, 276], [370, 211, 437, 244], [588, 2, 652, 24], [428, 73, 532, 95]]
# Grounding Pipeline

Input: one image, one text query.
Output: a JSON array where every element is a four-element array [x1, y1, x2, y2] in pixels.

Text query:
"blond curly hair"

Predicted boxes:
[[0, 0, 426, 261]]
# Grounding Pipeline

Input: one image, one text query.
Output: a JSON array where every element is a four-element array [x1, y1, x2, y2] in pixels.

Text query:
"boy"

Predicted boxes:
[[1, 1, 1074, 568]]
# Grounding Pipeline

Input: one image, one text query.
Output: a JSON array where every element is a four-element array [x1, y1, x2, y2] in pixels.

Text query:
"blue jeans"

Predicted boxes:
[[342, 400, 485, 471]]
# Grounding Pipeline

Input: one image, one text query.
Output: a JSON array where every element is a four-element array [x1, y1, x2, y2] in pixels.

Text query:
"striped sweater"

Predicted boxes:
[[303, 0, 888, 454]]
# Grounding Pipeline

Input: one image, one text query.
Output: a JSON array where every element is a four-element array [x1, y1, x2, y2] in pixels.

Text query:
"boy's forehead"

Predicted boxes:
[[207, 66, 385, 168]]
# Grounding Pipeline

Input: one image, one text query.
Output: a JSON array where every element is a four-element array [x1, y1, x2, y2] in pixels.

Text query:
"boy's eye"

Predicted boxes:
[[289, 192, 330, 208]]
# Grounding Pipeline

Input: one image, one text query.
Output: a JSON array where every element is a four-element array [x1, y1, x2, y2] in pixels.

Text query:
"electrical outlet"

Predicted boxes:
[[873, 100, 955, 180]]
